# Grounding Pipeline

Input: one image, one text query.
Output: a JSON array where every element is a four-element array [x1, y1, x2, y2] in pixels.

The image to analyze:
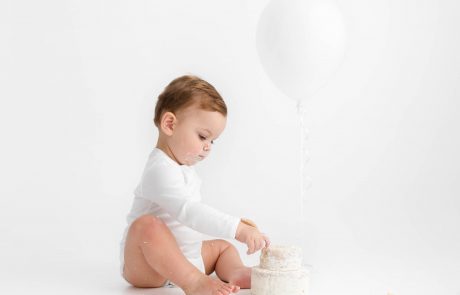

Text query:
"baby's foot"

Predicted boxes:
[[228, 267, 251, 289], [184, 275, 240, 295]]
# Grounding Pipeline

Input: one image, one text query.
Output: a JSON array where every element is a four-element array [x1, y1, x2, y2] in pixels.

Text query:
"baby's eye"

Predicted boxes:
[[199, 135, 207, 141]]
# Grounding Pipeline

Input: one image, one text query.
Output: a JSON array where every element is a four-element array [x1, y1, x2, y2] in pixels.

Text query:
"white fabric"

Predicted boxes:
[[120, 148, 240, 274]]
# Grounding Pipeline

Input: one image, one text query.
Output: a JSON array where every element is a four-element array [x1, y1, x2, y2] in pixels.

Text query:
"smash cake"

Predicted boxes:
[[251, 245, 309, 295]]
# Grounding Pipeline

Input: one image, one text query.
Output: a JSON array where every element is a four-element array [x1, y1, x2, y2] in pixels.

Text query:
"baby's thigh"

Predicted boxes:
[[201, 239, 233, 275], [123, 215, 167, 287]]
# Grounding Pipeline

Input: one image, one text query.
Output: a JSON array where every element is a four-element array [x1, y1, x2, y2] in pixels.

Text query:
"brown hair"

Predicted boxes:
[[153, 75, 227, 127]]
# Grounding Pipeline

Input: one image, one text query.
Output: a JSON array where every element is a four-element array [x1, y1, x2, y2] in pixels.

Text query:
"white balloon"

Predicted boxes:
[[256, 0, 347, 101]]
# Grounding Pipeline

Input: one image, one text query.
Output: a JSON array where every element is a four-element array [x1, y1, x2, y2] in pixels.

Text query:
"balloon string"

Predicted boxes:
[[296, 101, 311, 219]]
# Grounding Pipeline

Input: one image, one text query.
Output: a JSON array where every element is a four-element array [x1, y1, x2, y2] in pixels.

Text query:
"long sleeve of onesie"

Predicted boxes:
[[139, 157, 240, 239]]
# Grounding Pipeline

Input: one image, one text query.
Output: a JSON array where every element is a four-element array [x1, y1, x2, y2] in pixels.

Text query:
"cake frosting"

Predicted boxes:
[[251, 245, 309, 295], [260, 245, 302, 271]]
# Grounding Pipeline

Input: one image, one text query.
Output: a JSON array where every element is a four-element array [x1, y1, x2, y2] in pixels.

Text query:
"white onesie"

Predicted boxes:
[[120, 148, 241, 275]]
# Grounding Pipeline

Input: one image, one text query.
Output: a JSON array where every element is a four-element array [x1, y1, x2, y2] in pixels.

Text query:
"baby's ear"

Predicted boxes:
[[160, 112, 176, 136]]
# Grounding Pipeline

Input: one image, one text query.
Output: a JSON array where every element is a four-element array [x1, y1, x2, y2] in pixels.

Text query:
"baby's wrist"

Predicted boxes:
[[240, 218, 258, 229], [235, 220, 251, 241]]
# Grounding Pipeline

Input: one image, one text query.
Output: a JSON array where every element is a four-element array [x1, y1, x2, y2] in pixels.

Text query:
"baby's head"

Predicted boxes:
[[154, 75, 227, 166]]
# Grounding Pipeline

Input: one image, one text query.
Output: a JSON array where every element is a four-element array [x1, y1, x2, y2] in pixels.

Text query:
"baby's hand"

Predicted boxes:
[[235, 218, 270, 255]]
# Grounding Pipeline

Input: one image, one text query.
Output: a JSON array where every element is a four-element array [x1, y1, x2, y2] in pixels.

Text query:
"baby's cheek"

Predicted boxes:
[[183, 152, 200, 164]]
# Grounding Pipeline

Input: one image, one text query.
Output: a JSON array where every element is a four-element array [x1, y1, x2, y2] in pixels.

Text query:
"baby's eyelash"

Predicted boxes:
[[199, 134, 215, 144]]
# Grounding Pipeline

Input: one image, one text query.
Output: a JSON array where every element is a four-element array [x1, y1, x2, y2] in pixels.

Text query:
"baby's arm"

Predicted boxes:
[[142, 166, 270, 251], [142, 167, 240, 238], [235, 218, 270, 254]]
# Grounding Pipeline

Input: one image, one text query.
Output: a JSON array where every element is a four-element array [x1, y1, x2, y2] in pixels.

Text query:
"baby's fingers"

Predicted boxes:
[[263, 234, 271, 248], [254, 238, 265, 252], [247, 239, 255, 255]]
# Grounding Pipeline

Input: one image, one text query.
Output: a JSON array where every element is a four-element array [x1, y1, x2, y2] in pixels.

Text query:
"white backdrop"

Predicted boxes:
[[1, 0, 459, 294]]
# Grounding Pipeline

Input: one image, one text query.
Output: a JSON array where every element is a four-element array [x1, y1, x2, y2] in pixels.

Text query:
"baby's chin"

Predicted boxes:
[[183, 154, 205, 165]]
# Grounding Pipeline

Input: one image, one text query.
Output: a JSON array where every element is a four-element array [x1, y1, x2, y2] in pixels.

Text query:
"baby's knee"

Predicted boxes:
[[213, 239, 235, 252], [129, 215, 165, 236]]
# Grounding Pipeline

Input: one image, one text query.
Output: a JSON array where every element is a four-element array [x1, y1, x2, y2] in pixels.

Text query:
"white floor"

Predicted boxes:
[[0, 256, 252, 295], [123, 287, 251, 295]]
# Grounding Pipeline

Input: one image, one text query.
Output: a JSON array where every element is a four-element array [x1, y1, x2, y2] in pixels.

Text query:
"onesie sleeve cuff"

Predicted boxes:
[[229, 216, 241, 239]]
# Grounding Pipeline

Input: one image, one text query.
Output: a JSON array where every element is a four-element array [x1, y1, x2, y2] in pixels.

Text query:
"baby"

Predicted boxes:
[[120, 75, 270, 295]]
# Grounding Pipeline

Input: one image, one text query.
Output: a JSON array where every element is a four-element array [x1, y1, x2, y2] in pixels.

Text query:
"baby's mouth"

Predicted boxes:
[[186, 155, 204, 163]]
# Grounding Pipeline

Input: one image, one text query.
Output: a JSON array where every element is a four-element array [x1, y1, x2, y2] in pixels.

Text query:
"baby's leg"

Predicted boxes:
[[123, 215, 239, 295], [202, 239, 252, 289]]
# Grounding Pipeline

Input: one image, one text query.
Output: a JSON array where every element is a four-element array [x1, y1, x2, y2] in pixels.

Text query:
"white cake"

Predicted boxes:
[[251, 245, 309, 295]]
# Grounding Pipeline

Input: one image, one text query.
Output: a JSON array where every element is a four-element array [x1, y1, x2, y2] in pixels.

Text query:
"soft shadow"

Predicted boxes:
[[121, 286, 184, 295]]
